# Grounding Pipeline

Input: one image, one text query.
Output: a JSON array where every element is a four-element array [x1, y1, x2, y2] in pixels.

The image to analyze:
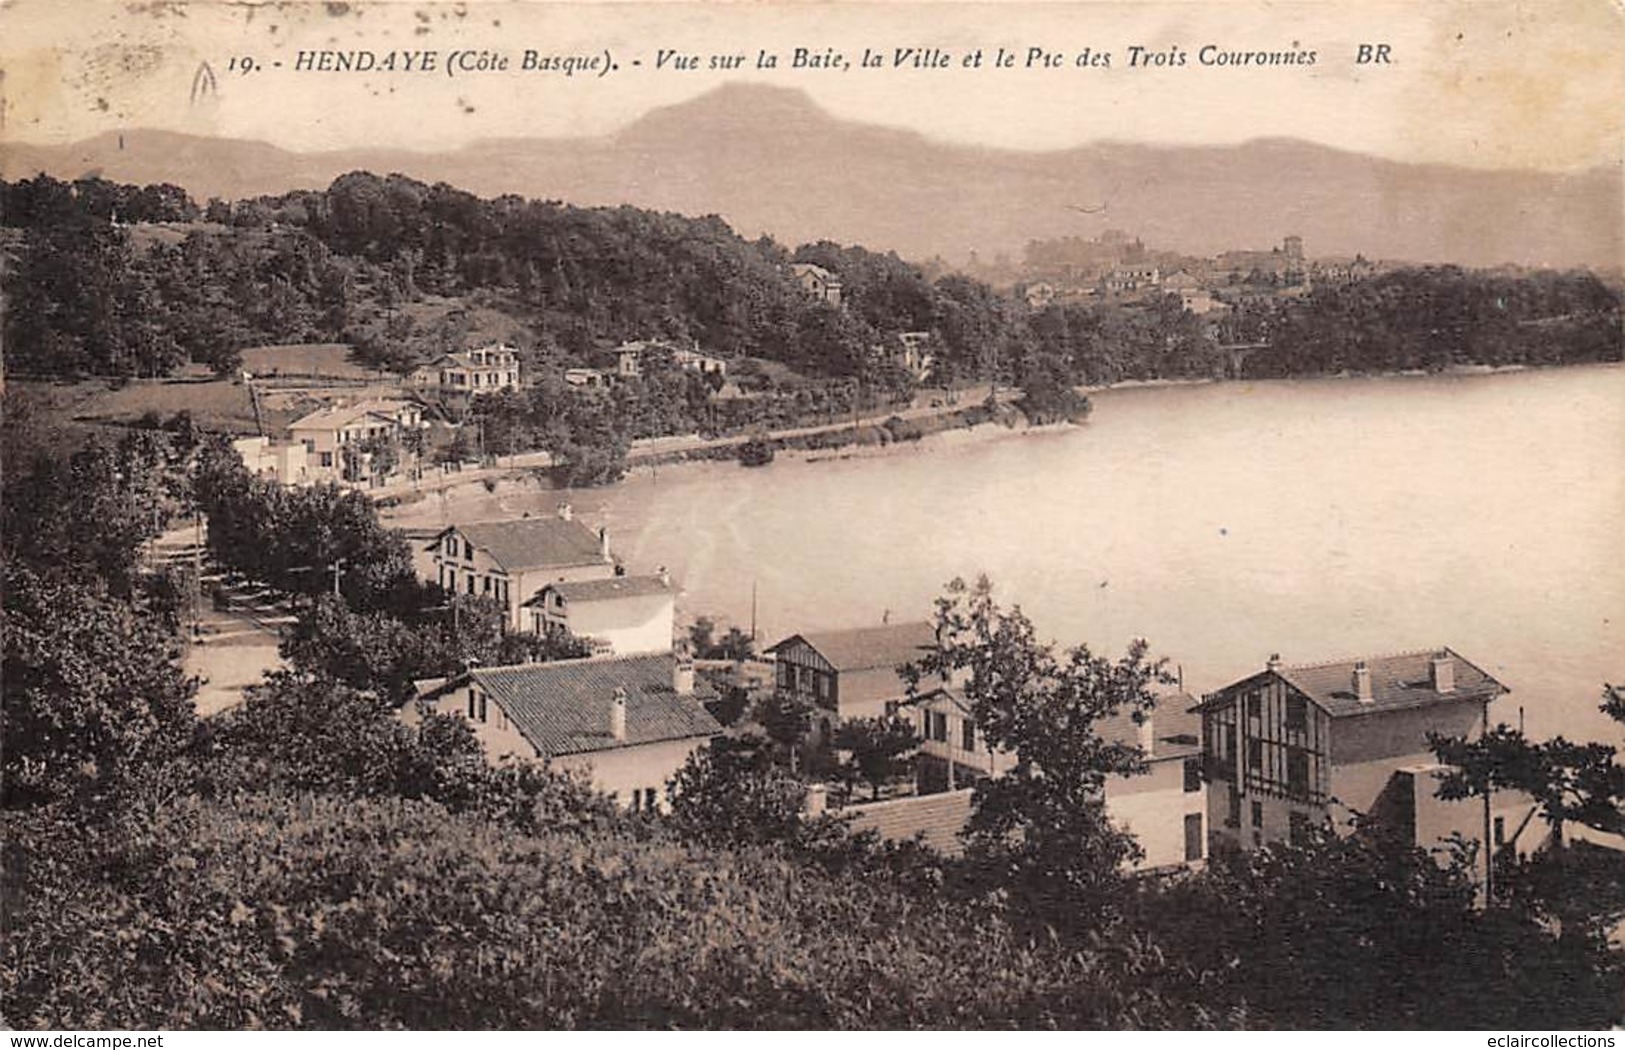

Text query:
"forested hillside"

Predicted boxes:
[[4, 173, 1618, 396]]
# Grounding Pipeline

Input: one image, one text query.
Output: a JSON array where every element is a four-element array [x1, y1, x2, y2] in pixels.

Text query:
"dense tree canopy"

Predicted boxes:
[[8, 173, 1612, 391]]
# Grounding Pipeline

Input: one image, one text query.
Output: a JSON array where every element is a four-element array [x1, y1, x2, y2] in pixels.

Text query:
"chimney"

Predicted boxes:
[[598, 526, 610, 560], [1353, 661, 1373, 703], [1267, 653, 1285, 673], [1430, 652, 1456, 694], [656, 565, 671, 588], [803, 782, 828, 819], [1137, 711, 1156, 755], [556, 502, 573, 521], [672, 659, 695, 697], [610, 686, 627, 741]]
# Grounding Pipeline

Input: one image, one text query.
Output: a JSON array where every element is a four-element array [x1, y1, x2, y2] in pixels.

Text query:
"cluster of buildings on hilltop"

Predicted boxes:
[[1018, 232, 1383, 315], [388, 515, 1563, 879]]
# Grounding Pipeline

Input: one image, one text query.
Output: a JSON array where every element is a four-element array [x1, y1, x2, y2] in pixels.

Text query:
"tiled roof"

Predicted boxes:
[[530, 574, 671, 606], [1199, 648, 1507, 718], [443, 518, 608, 573], [773, 622, 937, 673], [471, 654, 720, 757], [792, 262, 839, 283], [288, 399, 417, 431], [843, 789, 973, 855]]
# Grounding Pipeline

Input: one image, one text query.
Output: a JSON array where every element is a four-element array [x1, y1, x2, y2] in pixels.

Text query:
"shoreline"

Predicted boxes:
[[376, 360, 1611, 518]]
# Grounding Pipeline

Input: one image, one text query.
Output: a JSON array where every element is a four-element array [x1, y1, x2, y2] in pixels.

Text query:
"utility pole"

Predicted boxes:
[[330, 557, 347, 598], [1482, 698, 1495, 906], [192, 507, 204, 642]]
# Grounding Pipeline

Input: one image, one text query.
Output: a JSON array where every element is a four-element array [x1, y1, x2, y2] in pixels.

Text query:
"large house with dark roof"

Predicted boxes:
[[909, 686, 1208, 869], [410, 654, 721, 811], [766, 622, 939, 741], [526, 573, 676, 657], [1195, 648, 1537, 861], [423, 507, 618, 632]]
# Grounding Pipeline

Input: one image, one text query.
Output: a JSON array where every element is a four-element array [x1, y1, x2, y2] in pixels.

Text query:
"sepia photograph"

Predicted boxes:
[[1, 0, 1621, 1032]]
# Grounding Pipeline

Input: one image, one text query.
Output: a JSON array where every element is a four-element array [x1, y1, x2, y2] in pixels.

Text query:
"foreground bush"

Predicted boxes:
[[2, 792, 1222, 1029]]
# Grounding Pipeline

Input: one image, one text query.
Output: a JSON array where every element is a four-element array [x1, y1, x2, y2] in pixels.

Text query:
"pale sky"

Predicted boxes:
[[2, 0, 1621, 172]]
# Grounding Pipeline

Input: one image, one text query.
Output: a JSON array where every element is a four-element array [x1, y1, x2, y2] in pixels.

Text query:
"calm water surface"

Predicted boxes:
[[389, 365, 1625, 743]]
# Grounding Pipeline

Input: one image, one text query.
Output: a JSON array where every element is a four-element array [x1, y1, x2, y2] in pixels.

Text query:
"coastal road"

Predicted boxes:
[[369, 382, 1017, 503]]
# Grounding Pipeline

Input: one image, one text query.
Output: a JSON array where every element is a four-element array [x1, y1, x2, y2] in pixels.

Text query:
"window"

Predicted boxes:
[[1493, 816, 1505, 847], [1245, 692, 1262, 720], [1184, 813, 1204, 862], [445, 535, 459, 554], [1227, 790, 1242, 828], [1183, 757, 1203, 793], [814, 673, 829, 700], [483, 576, 492, 594], [466, 691, 477, 720], [1285, 695, 1308, 732], [466, 576, 476, 595], [1287, 748, 1309, 799], [961, 719, 976, 752], [478, 693, 488, 724], [464, 539, 474, 561], [1246, 738, 1263, 770], [1289, 811, 1309, 847], [1251, 801, 1263, 828], [929, 711, 949, 743]]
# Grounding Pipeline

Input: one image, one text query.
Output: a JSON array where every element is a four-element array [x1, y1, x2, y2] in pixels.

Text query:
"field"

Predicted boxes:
[[10, 377, 275, 436]]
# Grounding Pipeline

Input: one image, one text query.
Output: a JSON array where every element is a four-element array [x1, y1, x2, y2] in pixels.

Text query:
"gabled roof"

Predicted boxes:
[[437, 518, 607, 574], [770, 622, 936, 673], [288, 399, 419, 431], [792, 262, 840, 283], [917, 687, 1201, 761], [1197, 648, 1506, 719], [526, 574, 671, 607], [467, 654, 720, 757]]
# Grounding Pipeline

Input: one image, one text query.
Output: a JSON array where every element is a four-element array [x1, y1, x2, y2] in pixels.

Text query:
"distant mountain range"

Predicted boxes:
[[4, 83, 1620, 270]]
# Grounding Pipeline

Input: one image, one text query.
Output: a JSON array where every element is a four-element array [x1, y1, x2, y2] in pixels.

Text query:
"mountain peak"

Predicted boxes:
[[616, 83, 834, 143]]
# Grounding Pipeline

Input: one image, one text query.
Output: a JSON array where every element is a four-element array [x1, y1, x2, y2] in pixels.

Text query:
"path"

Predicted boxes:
[[149, 524, 290, 717], [366, 383, 1015, 504]]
